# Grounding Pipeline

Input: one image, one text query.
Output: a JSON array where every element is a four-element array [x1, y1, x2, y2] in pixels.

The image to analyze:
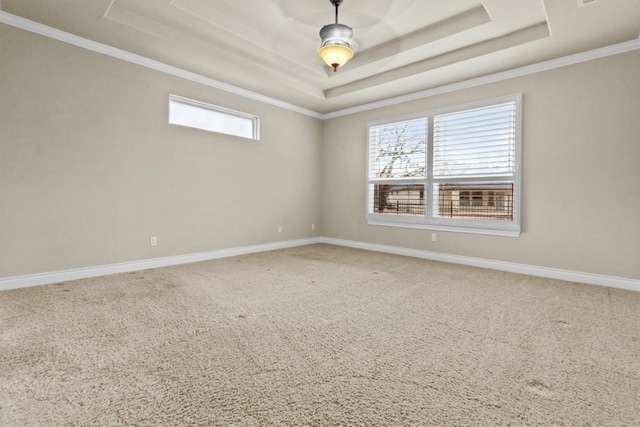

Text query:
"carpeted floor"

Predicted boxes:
[[1, 244, 638, 426]]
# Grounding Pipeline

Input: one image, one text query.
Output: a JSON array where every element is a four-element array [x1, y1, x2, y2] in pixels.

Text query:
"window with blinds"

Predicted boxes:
[[433, 103, 516, 178], [368, 117, 428, 217], [366, 95, 522, 236]]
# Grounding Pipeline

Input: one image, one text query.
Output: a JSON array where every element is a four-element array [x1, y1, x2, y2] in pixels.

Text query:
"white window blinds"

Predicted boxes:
[[433, 102, 516, 178]]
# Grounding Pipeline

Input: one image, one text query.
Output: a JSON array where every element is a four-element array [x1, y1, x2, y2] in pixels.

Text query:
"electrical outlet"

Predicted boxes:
[[311, 223, 315, 230], [150, 236, 158, 247], [277, 226, 282, 233], [431, 233, 437, 242]]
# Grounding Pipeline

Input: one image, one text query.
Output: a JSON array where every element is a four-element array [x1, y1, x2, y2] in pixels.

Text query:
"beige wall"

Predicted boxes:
[[0, 24, 323, 277], [322, 51, 640, 280], [1, 23, 638, 282]]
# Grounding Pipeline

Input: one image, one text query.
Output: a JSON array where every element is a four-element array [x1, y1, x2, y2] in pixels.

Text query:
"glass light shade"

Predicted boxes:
[[318, 44, 354, 70]]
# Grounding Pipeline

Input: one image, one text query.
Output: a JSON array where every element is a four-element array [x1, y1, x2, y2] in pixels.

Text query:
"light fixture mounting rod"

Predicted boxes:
[[331, 0, 343, 24]]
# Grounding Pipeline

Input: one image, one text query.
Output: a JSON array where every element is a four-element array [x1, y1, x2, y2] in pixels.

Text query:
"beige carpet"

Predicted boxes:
[[1, 244, 638, 426]]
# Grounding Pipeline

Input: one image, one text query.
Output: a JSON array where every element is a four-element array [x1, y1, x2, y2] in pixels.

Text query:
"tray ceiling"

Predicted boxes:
[[1, 0, 638, 114]]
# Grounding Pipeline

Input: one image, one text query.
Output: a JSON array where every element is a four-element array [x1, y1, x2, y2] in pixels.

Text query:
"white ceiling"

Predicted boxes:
[[1, 0, 639, 114]]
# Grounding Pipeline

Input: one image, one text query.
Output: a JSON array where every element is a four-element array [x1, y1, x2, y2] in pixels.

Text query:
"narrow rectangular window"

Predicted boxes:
[[169, 94, 259, 140]]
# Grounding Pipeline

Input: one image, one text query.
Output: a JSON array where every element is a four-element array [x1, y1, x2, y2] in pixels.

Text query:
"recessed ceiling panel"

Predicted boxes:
[[1, 0, 637, 114]]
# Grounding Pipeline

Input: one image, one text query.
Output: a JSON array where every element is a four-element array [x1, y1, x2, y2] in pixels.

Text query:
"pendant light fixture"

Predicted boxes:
[[318, 0, 356, 72]]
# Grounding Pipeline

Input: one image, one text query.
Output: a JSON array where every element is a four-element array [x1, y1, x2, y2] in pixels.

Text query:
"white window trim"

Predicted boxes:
[[365, 94, 523, 237], [169, 94, 260, 140]]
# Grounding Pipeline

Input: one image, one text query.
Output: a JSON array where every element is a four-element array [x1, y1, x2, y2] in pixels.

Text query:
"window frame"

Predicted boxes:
[[169, 94, 260, 140], [365, 94, 522, 237]]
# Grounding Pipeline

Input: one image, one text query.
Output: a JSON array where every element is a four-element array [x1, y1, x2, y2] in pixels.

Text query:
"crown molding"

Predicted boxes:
[[325, 22, 551, 100], [1, 11, 638, 121], [322, 37, 640, 119], [0, 11, 324, 119]]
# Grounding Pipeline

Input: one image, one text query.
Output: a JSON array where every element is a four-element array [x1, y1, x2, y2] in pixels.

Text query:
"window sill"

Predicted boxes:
[[366, 217, 521, 237]]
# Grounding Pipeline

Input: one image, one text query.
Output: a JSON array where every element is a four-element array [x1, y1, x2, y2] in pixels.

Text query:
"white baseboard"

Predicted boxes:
[[0, 238, 321, 291], [1, 236, 638, 292], [320, 237, 640, 292]]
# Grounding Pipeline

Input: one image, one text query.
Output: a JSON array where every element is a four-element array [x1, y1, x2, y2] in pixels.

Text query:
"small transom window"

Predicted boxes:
[[169, 94, 259, 140]]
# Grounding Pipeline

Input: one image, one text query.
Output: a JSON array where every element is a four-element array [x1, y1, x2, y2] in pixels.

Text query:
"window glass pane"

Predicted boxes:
[[369, 184, 426, 216], [433, 102, 515, 177], [434, 182, 514, 221], [369, 119, 427, 179], [169, 95, 258, 140]]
